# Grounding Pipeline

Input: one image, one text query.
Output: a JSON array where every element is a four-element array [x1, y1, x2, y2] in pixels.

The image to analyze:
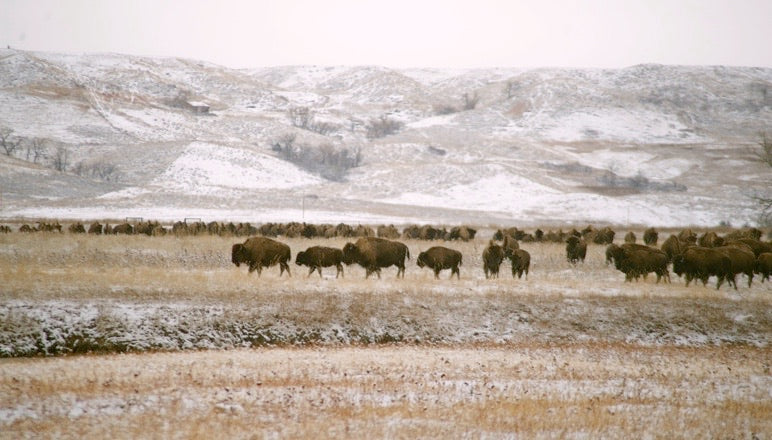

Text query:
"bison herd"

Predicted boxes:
[[3, 220, 770, 289], [228, 225, 771, 290]]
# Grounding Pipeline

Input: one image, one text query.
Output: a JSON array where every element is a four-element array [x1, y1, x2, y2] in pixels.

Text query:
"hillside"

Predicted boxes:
[[0, 49, 770, 227]]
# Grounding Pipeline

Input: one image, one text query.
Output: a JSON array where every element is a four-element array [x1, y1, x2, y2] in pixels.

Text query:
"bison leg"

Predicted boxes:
[[279, 262, 291, 277], [336, 264, 344, 279], [746, 272, 753, 288], [452, 266, 460, 280], [433, 267, 441, 279], [306, 267, 315, 277]]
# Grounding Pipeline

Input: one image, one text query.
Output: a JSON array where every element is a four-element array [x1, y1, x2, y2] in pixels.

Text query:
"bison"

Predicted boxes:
[[231, 236, 292, 277], [607, 244, 669, 283], [448, 226, 477, 242], [624, 231, 636, 244], [342, 237, 410, 279], [677, 229, 698, 244], [715, 245, 756, 289], [672, 247, 731, 289], [505, 248, 531, 279], [88, 222, 103, 234], [643, 227, 658, 246], [295, 246, 344, 278], [698, 231, 724, 248], [565, 236, 587, 264], [756, 252, 772, 283], [725, 238, 772, 258], [592, 226, 616, 245], [416, 246, 462, 279], [482, 241, 505, 279], [660, 234, 691, 263]]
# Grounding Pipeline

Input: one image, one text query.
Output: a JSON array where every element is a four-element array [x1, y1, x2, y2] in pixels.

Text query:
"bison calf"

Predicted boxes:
[[416, 246, 463, 279], [295, 246, 344, 278]]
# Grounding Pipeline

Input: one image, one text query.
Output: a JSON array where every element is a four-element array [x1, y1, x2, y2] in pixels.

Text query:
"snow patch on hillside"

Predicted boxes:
[[152, 142, 322, 194], [512, 109, 704, 144]]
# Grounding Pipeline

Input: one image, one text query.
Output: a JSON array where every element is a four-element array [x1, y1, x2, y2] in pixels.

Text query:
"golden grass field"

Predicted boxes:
[[1, 230, 770, 438]]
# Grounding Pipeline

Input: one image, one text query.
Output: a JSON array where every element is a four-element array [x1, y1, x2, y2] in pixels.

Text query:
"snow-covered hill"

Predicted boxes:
[[1, 49, 770, 227]]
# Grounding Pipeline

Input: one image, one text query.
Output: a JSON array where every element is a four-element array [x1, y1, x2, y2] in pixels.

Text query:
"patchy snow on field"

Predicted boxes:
[[153, 142, 322, 194]]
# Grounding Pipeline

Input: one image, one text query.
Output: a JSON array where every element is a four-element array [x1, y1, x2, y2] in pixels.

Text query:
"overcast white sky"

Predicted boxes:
[[1, 0, 771, 69]]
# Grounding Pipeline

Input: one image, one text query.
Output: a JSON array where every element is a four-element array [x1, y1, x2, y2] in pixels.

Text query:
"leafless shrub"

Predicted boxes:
[[51, 146, 69, 172], [598, 170, 686, 192], [26, 137, 47, 163], [433, 103, 459, 115], [366, 115, 403, 139], [73, 159, 122, 182], [462, 92, 480, 110], [0, 127, 23, 156], [272, 135, 362, 181], [288, 106, 314, 129]]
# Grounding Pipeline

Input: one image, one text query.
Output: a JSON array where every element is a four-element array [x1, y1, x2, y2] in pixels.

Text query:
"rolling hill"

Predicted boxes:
[[1, 48, 770, 227]]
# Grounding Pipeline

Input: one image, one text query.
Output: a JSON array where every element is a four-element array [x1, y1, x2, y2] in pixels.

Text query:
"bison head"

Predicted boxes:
[[341, 243, 359, 265], [295, 251, 307, 266], [231, 243, 246, 267], [672, 254, 685, 277], [416, 251, 428, 268]]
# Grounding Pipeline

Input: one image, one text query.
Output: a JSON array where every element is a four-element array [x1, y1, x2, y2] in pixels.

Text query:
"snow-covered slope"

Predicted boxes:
[[1, 49, 770, 227]]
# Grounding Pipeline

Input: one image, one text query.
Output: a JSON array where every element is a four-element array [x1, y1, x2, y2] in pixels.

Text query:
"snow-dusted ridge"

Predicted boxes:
[[0, 49, 770, 227]]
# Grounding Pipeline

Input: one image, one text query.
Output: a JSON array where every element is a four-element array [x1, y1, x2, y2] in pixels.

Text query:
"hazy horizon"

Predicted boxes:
[[2, 0, 771, 70]]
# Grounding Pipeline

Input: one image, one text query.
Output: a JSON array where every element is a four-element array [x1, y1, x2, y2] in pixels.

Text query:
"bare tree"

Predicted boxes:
[[504, 81, 518, 99], [26, 138, 47, 163], [0, 127, 22, 156], [366, 115, 403, 139], [752, 132, 772, 167], [750, 132, 772, 226], [288, 106, 313, 129], [462, 92, 480, 110], [51, 146, 69, 172]]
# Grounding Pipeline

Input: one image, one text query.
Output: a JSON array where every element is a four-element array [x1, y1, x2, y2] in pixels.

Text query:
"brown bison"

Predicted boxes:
[[624, 231, 636, 244], [68, 222, 86, 234], [698, 231, 724, 248], [342, 237, 410, 279], [725, 238, 772, 257], [715, 245, 756, 289], [505, 248, 531, 279], [672, 247, 731, 289], [565, 236, 587, 264], [482, 241, 505, 279], [677, 229, 698, 244], [416, 246, 462, 279], [448, 226, 477, 242], [112, 223, 133, 235], [660, 235, 691, 263], [88, 222, 103, 234], [756, 252, 772, 283], [377, 224, 401, 239], [295, 246, 344, 278], [592, 226, 616, 245], [231, 237, 292, 277], [607, 244, 670, 283], [643, 227, 658, 246]]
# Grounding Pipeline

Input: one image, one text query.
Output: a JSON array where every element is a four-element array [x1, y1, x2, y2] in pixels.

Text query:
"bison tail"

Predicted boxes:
[[406, 248, 411, 260]]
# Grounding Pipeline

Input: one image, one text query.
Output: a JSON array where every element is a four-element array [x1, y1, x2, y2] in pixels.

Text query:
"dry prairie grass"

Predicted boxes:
[[1, 231, 770, 436], [1, 344, 769, 438]]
